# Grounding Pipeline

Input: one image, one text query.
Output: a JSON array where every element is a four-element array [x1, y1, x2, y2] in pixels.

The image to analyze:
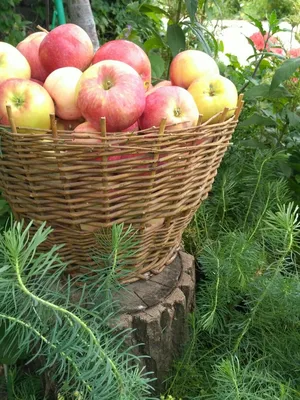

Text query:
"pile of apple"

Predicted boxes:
[[0, 23, 238, 137]]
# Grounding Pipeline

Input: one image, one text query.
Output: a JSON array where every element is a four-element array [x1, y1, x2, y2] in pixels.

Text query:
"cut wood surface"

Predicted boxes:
[[115, 250, 196, 393]]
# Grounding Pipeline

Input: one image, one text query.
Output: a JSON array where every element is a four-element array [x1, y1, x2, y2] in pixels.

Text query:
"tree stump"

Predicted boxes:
[[114, 251, 195, 393]]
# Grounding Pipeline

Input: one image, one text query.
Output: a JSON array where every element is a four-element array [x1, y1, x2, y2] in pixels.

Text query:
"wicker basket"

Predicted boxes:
[[0, 95, 243, 283]]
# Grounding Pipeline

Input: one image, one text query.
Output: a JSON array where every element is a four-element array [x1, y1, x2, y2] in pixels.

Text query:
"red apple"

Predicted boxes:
[[76, 60, 146, 132], [139, 86, 199, 130], [72, 122, 121, 163], [56, 117, 84, 131], [91, 120, 139, 133], [44, 67, 82, 120], [92, 40, 151, 91], [72, 122, 100, 144], [154, 80, 172, 89], [39, 23, 94, 74], [146, 80, 172, 96], [17, 32, 48, 82], [170, 50, 219, 89], [30, 78, 44, 86], [0, 42, 31, 85], [74, 121, 98, 133], [123, 121, 139, 132], [0, 78, 55, 130]]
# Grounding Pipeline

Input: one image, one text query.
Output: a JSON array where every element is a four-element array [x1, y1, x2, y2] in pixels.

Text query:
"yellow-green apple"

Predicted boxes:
[[188, 75, 238, 123], [44, 67, 82, 120], [39, 23, 94, 74], [146, 80, 172, 96], [0, 78, 55, 130], [139, 86, 199, 130], [16, 32, 48, 82], [170, 50, 219, 89], [92, 40, 151, 91], [0, 42, 31, 84], [75, 60, 146, 132]]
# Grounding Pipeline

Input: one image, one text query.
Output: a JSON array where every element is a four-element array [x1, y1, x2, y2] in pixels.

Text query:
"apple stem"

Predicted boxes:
[[37, 25, 49, 34]]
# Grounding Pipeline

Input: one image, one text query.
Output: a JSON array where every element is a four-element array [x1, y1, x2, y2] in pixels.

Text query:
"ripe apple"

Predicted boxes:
[[154, 80, 172, 89], [170, 50, 219, 89], [56, 117, 84, 131], [92, 40, 151, 91], [0, 78, 55, 130], [75, 60, 146, 132], [74, 121, 98, 133], [72, 122, 121, 162], [0, 42, 31, 85], [91, 120, 139, 133], [30, 78, 44, 86], [139, 86, 199, 130], [123, 121, 139, 132], [146, 80, 172, 96], [44, 67, 82, 120], [39, 23, 94, 74], [188, 75, 238, 123], [72, 122, 100, 144], [17, 32, 48, 82]]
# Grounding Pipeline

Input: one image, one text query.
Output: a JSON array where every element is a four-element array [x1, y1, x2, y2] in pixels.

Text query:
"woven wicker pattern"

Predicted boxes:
[[0, 95, 243, 283]]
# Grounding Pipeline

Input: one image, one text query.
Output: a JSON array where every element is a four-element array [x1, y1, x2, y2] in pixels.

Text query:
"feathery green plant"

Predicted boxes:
[[0, 221, 155, 399], [166, 144, 300, 399]]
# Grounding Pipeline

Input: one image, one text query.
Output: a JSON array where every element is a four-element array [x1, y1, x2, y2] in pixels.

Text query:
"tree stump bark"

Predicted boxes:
[[114, 251, 195, 393]]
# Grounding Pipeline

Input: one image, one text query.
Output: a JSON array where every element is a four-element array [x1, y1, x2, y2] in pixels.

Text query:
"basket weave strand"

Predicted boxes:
[[0, 95, 243, 283]]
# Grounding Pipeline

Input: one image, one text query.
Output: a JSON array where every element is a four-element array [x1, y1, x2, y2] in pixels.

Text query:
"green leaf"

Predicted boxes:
[[267, 10, 279, 33], [0, 199, 9, 216], [0, 323, 28, 364], [270, 57, 300, 91], [141, 11, 162, 24], [239, 113, 276, 127], [144, 37, 164, 53], [278, 160, 292, 177], [167, 24, 186, 57], [287, 111, 300, 128], [148, 53, 165, 79], [218, 40, 224, 53], [0, 265, 10, 273], [189, 24, 212, 56], [185, 0, 198, 23], [245, 83, 292, 100], [194, 21, 219, 57], [244, 83, 269, 99], [245, 13, 264, 34], [139, 4, 170, 17]]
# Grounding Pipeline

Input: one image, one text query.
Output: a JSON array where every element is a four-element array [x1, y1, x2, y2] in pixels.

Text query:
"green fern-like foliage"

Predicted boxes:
[[167, 144, 300, 399], [0, 221, 154, 399]]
